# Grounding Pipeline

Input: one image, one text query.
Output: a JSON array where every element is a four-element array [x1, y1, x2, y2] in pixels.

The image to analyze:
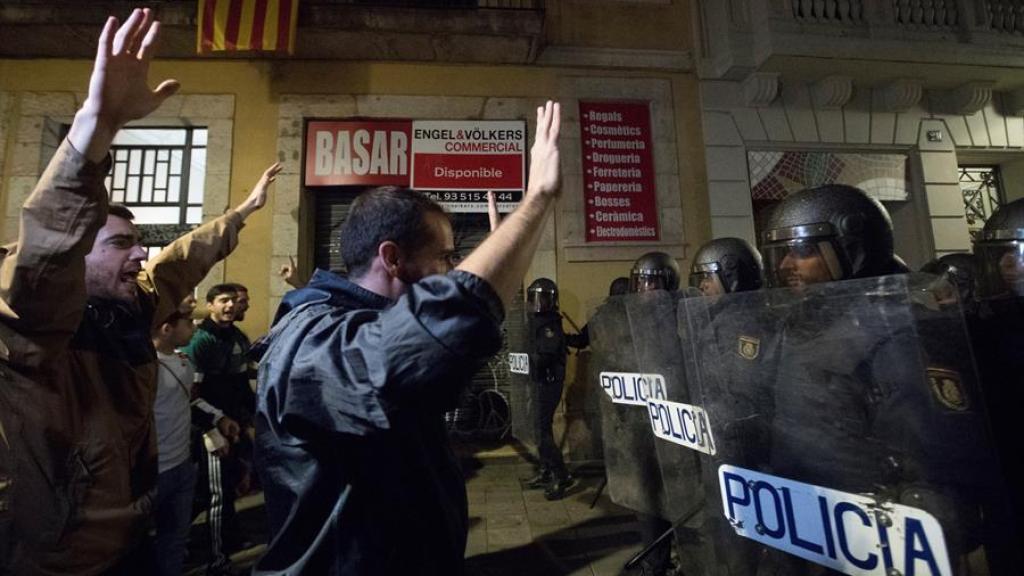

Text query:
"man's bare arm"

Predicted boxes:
[[458, 101, 561, 309]]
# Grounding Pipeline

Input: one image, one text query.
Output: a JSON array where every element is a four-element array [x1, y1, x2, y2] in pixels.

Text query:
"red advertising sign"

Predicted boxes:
[[305, 120, 412, 187], [304, 119, 526, 213], [412, 120, 525, 213], [580, 101, 659, 242]]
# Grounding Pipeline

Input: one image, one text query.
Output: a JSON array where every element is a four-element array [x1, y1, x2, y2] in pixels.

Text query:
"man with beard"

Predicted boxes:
[[0, 8, 272, 574], [253, 102, 562, 575], [753, 184, 1004, 574]]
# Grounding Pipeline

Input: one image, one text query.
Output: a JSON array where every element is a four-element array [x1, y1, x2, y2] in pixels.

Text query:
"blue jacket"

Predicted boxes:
[[253, 269, 503, 575]]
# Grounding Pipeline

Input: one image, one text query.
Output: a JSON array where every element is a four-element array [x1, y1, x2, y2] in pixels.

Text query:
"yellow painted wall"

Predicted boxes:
[[1, 58, 705, 342], [0, 59, 280, 333]]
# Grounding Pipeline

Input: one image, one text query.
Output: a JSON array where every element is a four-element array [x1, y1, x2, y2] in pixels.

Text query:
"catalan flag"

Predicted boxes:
[[197, 0, 299, 55]]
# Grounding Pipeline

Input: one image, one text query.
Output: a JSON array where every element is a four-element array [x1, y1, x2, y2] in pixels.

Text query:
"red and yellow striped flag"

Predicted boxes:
[[197, 0, 299, 55]]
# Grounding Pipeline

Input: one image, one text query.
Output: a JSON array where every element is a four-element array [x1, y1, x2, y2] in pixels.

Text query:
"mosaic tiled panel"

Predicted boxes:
[[748, 151, 909, 202]]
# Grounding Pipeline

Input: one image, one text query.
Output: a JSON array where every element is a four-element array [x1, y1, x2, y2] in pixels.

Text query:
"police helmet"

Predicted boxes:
[[974, 198, 1024, 299], [527, 277, 559, 313], [689, 237, 763, 295], [761, 184, 896, 288], [629, 252, 680, 293], [921, 253, 979, 306], [609, 277, 630, 297]]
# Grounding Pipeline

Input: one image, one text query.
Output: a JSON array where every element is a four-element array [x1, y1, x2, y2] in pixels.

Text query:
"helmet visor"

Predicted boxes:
[[630, 272, 670, 294], [763, 239, 844, 289], [528, 290, 557, 312], [689, 270, 726, 296], [975, 240, 1024, 299]]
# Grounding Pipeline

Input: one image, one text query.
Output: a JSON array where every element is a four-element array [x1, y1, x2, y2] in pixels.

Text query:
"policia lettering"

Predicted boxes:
[[720, 466, 951, 576], [599, 371, 716, 455]]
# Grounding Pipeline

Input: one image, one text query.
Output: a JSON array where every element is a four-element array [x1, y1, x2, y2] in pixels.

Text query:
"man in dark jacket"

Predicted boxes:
[[253, 101, 562, 575]]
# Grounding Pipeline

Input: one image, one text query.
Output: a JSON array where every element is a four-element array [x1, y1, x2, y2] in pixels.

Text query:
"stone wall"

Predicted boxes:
[[0, 92, 235, 296]]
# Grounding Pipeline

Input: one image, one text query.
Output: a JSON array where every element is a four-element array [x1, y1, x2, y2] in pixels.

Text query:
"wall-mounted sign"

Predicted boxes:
[[305, 119, 526, 213], [580, 101, 659, 242], [305, 120, 412, 187]]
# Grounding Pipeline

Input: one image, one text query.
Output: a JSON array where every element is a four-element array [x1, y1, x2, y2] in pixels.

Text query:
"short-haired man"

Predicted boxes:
[[185, 282, 259, 574], [0, 9, 271, 574], [254, 102, 562, 575], [227, 282, 251, 322]]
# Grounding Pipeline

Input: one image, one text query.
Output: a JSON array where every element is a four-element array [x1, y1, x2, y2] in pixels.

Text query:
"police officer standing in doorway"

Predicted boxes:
[[523, 278, 583, 500]]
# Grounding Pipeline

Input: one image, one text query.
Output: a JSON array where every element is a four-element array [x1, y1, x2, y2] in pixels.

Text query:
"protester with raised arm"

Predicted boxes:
[[254, 102, 562, 575], [0, 9, 272, 573]]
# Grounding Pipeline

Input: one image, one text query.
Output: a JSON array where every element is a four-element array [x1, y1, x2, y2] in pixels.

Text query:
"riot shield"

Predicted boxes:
[[508, 304, 536, 449], [675, 274, 1017, 576], [623, 291, 703, 524], [590, 295, 669, 517]]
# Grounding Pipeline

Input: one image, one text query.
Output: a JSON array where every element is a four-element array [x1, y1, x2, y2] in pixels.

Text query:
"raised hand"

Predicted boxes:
[[487, 191, 501, 232], [236, 162, 283, 219], [526, 101, 561, 200], [279, 255, 306, 289], [70, 8, 180, 161]]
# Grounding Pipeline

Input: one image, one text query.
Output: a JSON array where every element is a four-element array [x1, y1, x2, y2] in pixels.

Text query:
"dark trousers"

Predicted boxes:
[[196, 449, 240, 569], [533, 363, 567, 477]]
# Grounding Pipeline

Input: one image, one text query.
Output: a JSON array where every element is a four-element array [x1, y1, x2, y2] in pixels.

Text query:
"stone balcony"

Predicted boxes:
[[0, 0, 545, 64], [696, 0, 1024, 80]]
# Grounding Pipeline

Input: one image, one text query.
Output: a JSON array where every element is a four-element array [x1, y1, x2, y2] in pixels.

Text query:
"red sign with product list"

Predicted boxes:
[[580, 101, 659, 242]]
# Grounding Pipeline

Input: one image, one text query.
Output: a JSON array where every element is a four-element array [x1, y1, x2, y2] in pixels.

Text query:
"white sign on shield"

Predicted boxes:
[[719, 465, 952, 576], [508, 353, 530, 375], [646, 397, 716, 455], [598, 372, 666, 407]]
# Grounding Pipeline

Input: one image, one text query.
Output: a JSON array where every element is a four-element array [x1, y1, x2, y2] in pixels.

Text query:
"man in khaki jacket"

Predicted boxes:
[[0, 9, 273, 575]]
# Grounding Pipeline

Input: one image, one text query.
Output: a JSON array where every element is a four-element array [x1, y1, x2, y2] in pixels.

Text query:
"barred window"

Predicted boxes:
[[102, 127, 207, 258], [959, 166, 1004, 242]]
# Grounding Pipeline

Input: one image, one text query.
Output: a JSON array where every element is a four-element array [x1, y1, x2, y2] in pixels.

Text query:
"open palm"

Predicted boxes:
[[527, 101, 561, 200], [82, 8, 179, 131]]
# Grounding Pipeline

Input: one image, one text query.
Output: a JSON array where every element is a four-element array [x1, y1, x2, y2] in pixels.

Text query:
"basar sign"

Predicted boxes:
[[719, 465, 952, 576]]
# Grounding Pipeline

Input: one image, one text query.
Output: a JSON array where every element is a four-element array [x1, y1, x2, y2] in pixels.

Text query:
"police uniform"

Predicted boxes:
[[762, 279, 997, 574], [527, 310, 569, 480], [682, 294, 781, 576]]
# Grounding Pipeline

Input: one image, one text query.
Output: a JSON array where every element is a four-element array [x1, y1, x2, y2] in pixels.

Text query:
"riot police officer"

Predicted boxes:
[[523, 278, 577, 500], [920, 252, 979, 313], [626, 253, 680, 576], [971, 198, 1024, 558], [689, 237, 763, 296], [755, 184, 1005, 574], [630, 251, 681, 293], [760, 184, 902, 288], [683, 238, 775, 574], [975, 198, 1024, 301]]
